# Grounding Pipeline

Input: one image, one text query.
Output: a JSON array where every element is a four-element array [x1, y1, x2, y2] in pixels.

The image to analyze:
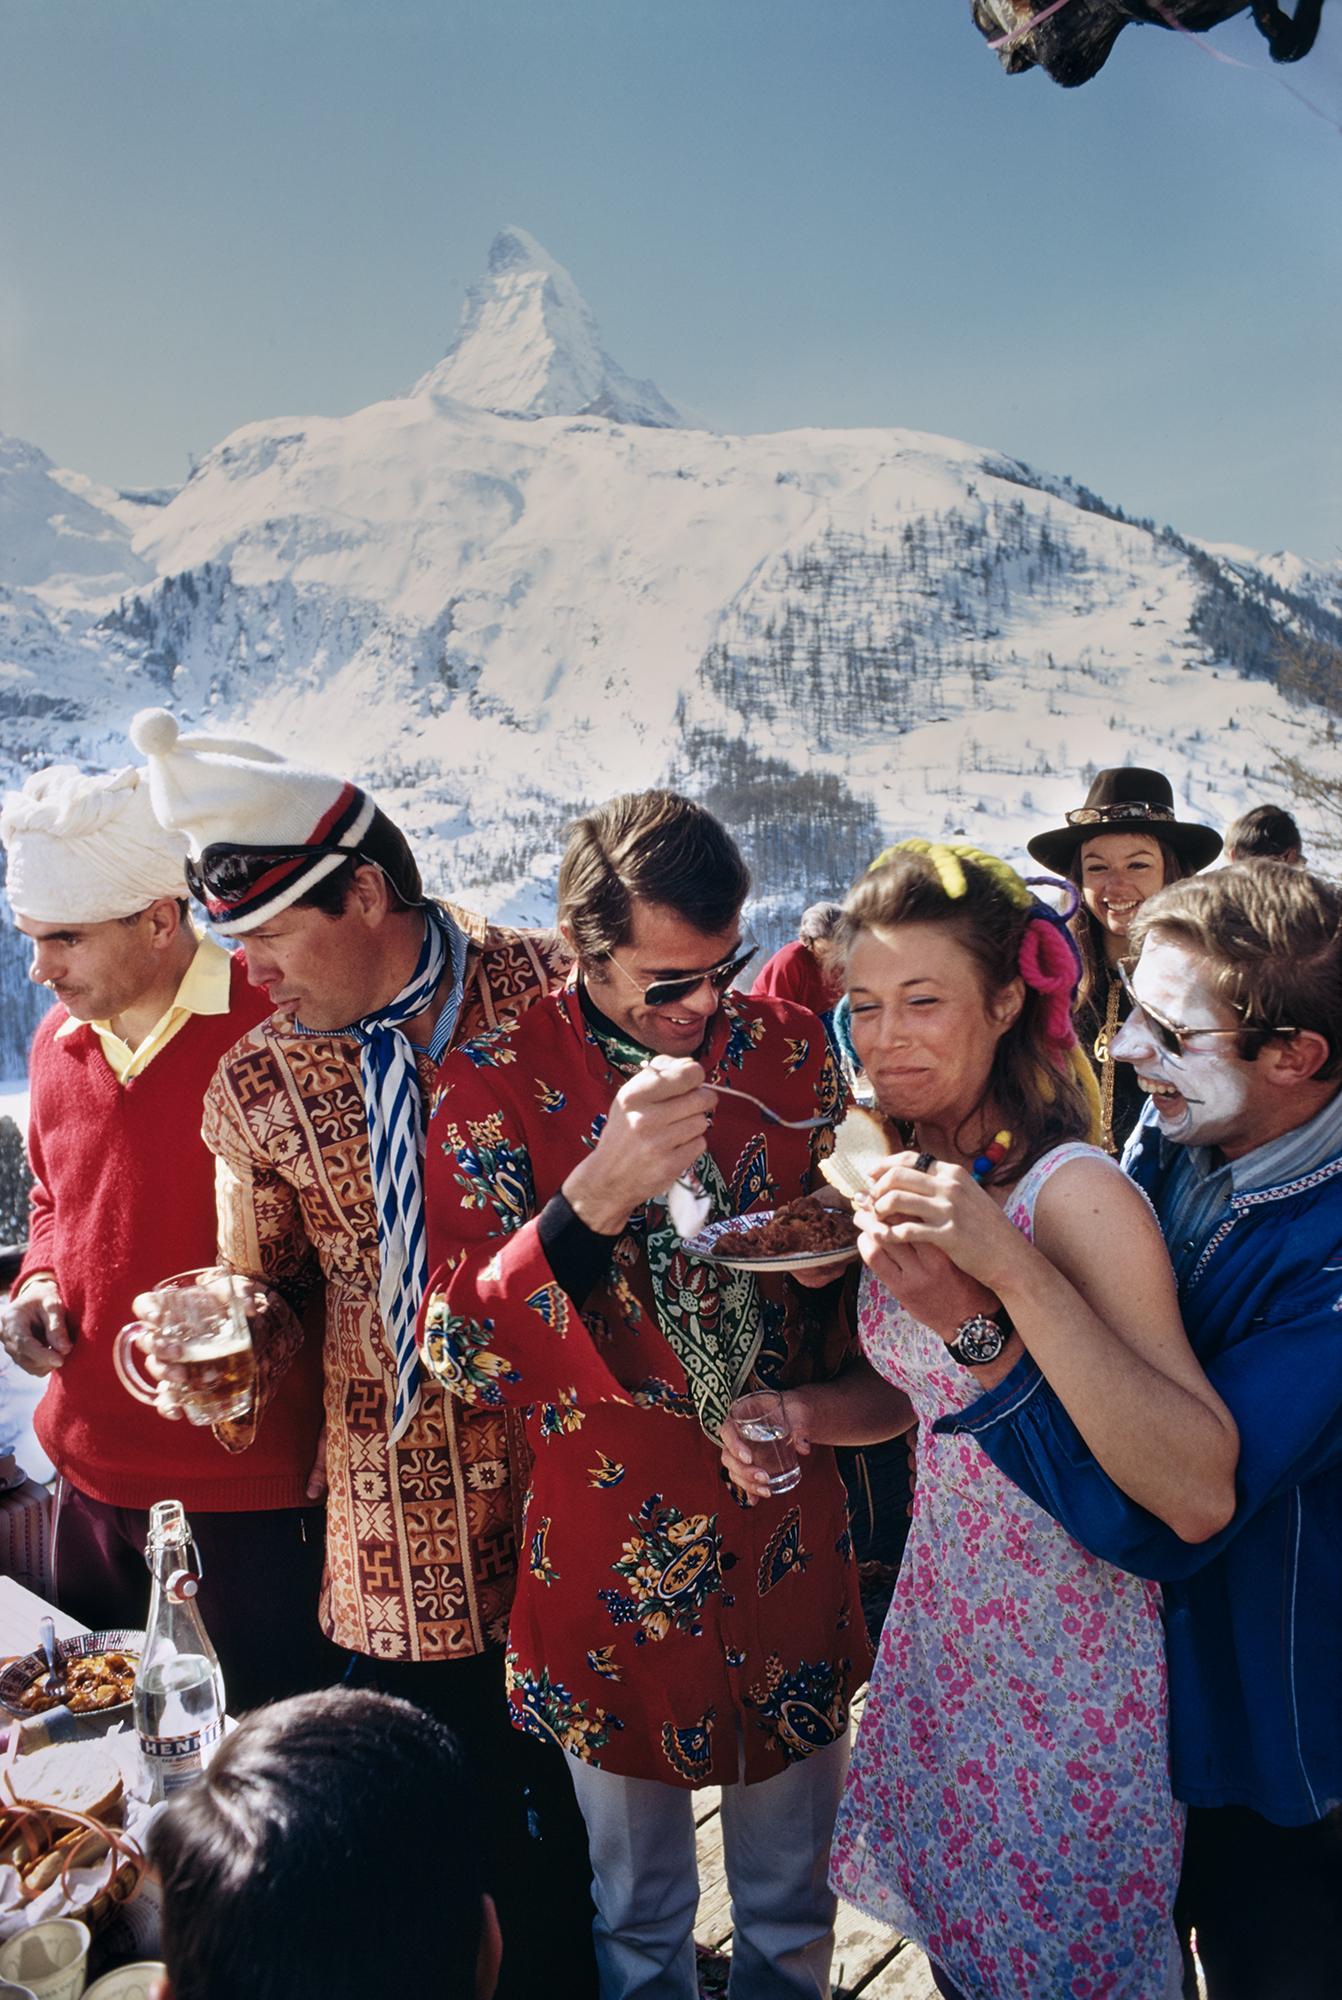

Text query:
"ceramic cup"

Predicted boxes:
[[0, 1919, 91, 2000], [83, 1964, 168, 2000]]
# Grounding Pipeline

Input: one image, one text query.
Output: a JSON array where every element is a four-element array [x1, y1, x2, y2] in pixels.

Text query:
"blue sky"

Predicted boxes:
[[2, 0, 1339, 560]]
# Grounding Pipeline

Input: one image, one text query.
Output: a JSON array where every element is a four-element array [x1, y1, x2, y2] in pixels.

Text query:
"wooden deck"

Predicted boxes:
[[692, 1693, 938, 1999]]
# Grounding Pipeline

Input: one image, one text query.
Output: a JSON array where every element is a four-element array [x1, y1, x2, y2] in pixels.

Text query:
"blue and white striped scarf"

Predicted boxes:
[[297, 906, 463, 1444]]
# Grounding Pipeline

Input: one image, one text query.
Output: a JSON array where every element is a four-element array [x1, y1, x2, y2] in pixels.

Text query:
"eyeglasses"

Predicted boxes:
[[1117, 964, 1296, 1056], [1066, 801, 1174, 827], [603, 941, 758, 1010], [186, 842, 370, 906]]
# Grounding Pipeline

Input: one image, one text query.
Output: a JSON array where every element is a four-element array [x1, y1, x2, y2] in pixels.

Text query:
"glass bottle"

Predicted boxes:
[[133, 1498, 226, 1801]]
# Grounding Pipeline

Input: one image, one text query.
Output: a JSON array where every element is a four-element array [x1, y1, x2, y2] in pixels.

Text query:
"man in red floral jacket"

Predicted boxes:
[[421, 790, 869, 2000]]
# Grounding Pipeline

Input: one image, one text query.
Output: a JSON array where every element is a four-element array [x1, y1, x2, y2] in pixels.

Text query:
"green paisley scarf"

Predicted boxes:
[[587, 1013, 763, 1440]]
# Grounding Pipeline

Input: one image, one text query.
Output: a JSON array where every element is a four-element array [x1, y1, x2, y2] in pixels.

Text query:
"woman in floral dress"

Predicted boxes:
[[723, 841, 1239, 2000]]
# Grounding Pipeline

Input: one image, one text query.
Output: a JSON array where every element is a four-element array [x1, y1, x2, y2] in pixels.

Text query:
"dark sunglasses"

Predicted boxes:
[[1117, 963, 1296, 1057], [604, 941, 758, 1010], [186, 841, 370, 905]]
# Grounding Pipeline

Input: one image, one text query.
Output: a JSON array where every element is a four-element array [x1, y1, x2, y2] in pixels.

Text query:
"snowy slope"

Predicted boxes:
[[1, 228, 1339, 991], [0, 434, 153, 607]]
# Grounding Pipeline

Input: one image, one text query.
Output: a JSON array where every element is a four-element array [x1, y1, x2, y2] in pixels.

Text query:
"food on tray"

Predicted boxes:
[[714, 1195, 859, 1259], [12, 1650, 138, 1717], [819, 1107, 892, 1202]]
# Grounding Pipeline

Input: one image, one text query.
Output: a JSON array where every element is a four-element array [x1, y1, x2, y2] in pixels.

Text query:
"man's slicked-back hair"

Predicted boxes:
[[1224, 803, 1303, 862], [293, 804, 425, 919], [148, 1688, 485, 2000], [557, 791, 750, 961], [1130, 862, 1342, 1079]]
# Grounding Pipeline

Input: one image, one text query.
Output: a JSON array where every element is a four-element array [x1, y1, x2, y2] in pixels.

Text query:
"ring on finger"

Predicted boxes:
[[914, 1152, 935, 1173]]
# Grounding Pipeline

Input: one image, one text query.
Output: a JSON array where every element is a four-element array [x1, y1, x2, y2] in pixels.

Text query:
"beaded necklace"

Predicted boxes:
[[971, 1129, 1013, 1182]]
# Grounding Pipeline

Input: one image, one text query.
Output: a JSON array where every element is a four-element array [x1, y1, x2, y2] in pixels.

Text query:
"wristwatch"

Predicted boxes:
[[944, 1307, 1013, 1368]]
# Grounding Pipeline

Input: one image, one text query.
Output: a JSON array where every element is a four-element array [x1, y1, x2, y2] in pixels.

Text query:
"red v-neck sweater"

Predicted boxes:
[[18, 958, 324, 1510]]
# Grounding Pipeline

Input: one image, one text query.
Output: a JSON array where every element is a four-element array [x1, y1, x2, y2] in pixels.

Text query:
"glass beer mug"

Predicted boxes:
[[114, 1268, 258, 1425]]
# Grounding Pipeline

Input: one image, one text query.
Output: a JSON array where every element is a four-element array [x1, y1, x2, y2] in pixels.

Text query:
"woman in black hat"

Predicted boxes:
[[1028, 769, 1221, 1154]]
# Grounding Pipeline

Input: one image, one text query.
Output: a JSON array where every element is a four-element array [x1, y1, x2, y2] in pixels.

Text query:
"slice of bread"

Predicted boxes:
[[820, 1107, 893, 1202], [3, 1740, 124, 1823]]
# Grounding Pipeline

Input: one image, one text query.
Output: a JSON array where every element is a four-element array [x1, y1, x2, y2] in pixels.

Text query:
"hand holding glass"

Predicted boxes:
[[727, 1388, 801, 1495], [114, 1268, 259, 1425]]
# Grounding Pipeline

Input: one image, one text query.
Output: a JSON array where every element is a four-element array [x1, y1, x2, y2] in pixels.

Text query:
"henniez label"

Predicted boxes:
[[141, 1718, 224, 1790]]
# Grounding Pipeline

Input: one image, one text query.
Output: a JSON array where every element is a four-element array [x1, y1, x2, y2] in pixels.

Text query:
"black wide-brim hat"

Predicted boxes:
[[1027, 766, 1223, 875]]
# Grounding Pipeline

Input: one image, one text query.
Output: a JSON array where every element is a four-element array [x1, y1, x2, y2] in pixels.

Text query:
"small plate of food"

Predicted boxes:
[[684, 1194, 861, 1272], [0, 1633, 143, 1721]]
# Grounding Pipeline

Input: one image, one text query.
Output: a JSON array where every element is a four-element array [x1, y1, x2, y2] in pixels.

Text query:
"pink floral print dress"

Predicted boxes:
[[830, 1144, 1182, 1999]]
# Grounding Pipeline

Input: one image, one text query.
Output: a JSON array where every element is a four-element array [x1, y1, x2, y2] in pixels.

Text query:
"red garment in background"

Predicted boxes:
[[750, 939, 838, 1015]]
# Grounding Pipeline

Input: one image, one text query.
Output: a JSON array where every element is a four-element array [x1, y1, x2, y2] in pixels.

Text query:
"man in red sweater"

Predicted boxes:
[[0, 762, 333, 1711]]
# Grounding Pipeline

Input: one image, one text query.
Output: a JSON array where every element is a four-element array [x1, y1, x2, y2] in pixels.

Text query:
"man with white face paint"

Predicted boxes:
[[937, 862, 1342, 2000]]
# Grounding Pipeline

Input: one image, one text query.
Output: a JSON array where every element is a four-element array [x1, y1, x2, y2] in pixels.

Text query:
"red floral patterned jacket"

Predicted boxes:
[[419, 983, 871, 1787]]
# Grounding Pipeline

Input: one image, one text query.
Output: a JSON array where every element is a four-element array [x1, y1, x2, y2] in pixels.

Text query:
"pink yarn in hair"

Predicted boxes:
[[1019, 917, 1079, 1047]]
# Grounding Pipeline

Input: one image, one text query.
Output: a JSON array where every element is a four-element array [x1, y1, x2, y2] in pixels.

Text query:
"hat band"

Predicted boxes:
[[187, 841, 373, 911], [1065, 801, 1175, 827]]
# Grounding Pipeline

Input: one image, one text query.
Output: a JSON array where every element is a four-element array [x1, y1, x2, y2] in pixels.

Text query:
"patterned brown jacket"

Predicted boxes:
[[202, 905, 563, 1661]]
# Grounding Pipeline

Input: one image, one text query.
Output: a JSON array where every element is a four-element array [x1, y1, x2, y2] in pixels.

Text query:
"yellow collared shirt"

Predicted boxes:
[[55, 932, 235, 1083]]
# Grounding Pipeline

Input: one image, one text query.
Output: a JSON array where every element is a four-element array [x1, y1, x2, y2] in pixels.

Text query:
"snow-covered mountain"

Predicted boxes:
[[413, 225, 686, 428], [2, 227, 1340, 1074]]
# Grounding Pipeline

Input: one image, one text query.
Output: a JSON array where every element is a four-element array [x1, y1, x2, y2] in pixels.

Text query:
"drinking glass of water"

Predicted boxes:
[[728, 1387, 801, 1495]]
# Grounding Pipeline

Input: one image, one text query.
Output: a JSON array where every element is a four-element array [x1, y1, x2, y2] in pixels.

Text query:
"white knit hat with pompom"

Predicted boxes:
[[128, 708, 375, 934]]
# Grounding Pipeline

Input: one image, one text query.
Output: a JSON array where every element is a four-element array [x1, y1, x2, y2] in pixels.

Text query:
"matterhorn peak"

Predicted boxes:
[[413, 226, 686, 429]]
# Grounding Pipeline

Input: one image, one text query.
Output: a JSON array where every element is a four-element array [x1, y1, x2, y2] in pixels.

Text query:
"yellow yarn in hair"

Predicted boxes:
[[867, 837, 1033, 911], [867, 838, 967, 899]]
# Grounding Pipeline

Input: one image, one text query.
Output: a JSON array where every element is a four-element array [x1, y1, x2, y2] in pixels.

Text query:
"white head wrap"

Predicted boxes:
[[0, 765, 189, 924]]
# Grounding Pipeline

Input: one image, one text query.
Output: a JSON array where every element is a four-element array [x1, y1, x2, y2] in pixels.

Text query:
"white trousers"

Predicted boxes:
[[567, 1735, 850, 2000]]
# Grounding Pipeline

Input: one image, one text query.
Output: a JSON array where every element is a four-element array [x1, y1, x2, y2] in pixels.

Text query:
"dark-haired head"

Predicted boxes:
[[557, 791, 750, 962], [1224, 804, 1303, 866], [1067, 835, 1191, 1014], [148, 1688, 499, 2000]]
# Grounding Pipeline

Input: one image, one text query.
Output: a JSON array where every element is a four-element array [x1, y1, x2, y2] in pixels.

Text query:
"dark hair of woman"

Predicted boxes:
[[1067, 836, 1190, 1013]]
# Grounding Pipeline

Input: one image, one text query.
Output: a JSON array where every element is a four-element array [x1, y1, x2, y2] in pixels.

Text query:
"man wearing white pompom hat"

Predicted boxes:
[[127, 707, 593, 2000], [0, 760, 333, 1711]]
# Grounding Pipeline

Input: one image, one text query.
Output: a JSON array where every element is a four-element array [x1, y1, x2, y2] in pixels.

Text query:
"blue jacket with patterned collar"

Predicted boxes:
[[935, 1109, 1342, 1827]]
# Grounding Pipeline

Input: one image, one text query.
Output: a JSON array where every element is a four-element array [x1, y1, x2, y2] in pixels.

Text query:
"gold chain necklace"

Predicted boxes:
[[1092, 976, 1122, 1156]]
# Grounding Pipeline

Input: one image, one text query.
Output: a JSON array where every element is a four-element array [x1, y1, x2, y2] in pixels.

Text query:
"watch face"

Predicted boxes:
[[949, 1315, 1009, 1366]]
